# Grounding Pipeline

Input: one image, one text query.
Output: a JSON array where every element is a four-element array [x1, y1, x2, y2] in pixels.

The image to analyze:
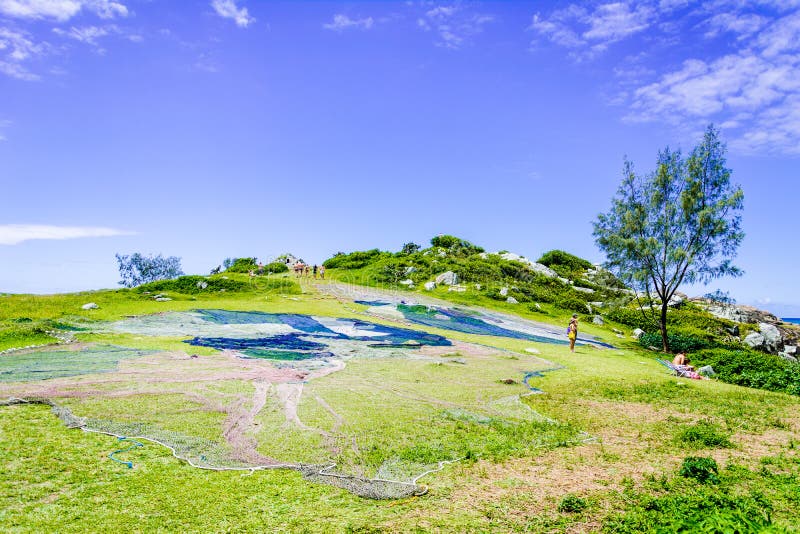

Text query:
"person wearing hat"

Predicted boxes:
[[567, 314, 579, 352]]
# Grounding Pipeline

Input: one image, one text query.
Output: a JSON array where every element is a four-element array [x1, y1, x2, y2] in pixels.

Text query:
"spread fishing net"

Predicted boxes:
[[0, 345, 153, 382]]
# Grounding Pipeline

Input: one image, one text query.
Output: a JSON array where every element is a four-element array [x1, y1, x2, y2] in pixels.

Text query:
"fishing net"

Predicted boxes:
[[0, 345, 153, 382]]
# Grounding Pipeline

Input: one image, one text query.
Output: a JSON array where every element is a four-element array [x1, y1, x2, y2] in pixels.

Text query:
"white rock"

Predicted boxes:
[[574, 286, 595, 294], [593, 315, 604, 325], [632, 328, 645, 339], [81, 303, 99, 310], [404, 266, 417, 275], [399, 279, 414, 286], [448, 285, 466, 293], [784, 345, 797, 355], [499, 287, 509, 297], [435, 271, 459, 286], [759, 323, 782, 351], [474, 284, 482, 290], [534, 303, 542, 310], [424, 281, 436, 291], [155, 297, 173, 302], [524, 347, 540, 354], [506, 297, 518, 304], [197, 281, 208, 289], [744, 332, 766, 349]]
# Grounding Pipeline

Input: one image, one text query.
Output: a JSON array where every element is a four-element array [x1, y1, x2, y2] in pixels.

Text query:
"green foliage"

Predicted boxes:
[[264, 262, 289, 273], [135, 275, 249, 294], [224, 257, 258, 273], [557, 494, 587, 513], [638, 331, 712, 353], [537, 250, 592, 279], [675, 421, 732, 449], [680, 456, 720, 483], [116, 253, 184, 288], [693, 348, 800, 396], [323, 249, 385, 270], [593, 126, 744, 352], [430, 235, 484, 255], [400, 242, 421, 255]]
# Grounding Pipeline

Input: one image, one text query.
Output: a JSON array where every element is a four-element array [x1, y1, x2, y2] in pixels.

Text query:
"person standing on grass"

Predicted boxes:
[[568, 314, 579, 352], [320, 265, 326, 279], [313, 265, 318, 279]]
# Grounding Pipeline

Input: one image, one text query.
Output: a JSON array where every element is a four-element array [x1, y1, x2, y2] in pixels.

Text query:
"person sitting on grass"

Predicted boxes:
[[672, 352, 695, 371]]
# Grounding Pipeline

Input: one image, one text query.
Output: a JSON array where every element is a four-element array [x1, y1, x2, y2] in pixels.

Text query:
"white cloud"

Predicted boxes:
[[703, 12, 768, 38], [211, 0, 254, 28], [52, 24, 114, 45], [323, 14, 374, 32], [417, 4, 494, 50], [0, 224, 135, 245], [0, 0, 127, 21], [0, 27, 46, 80]]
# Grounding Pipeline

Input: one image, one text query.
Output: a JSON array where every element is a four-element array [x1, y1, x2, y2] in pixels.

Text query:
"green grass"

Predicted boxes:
[[1, 278, 800, 531]]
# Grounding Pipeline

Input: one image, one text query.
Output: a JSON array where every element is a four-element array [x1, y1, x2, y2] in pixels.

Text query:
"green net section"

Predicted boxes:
[[1, 397, 433, 499], [0, 345, 154, 382]]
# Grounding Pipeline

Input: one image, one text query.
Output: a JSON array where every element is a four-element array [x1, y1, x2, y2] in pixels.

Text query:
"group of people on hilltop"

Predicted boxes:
[[293, 261, 325, 279]]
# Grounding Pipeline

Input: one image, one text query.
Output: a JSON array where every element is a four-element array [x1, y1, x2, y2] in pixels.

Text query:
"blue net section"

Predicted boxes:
[[182, 311, 452, 361], [0, 345, 153, 382]]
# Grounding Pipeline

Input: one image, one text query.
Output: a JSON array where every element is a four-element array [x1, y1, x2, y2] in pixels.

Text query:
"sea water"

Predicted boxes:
[[783, 318, 800, 325]]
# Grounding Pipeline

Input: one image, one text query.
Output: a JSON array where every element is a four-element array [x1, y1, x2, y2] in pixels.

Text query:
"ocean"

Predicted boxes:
[[783, 318, 800, 325]]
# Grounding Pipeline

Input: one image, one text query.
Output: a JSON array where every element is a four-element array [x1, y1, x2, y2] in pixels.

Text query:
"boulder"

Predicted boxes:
[[155, 297, 173, 302], [399, 279, 414, 286], [497, 252, 559, 278], [474, 284, 482, 290], [424, 281, 436, 291], [759, 323, 782, 352], [632, 328, 645, 339], [435, 271, 459, 286], [499, 287, 509, 297], [448, 285, 466, 293], [574, 286, 595, 294], [779, 353, 798, 364], [81, 303, 99, 310], [698, 365, 716, 377], [506, 297, 519, 304], [592, 315, 604, 325], [524, 347, 541, 354], [744, 332, 765, 350], [784, 345, 797, 356], [533, 303, 542, 310], [404, 266, 417, 275]]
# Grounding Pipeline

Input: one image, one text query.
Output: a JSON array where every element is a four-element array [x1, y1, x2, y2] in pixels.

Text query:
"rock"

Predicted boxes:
[[196, 281, 208, 289], [506, 297, 518, 304], [81, 303, 99, 310], [500, 378, 518, 385], [759, 323, 782, 352], [703, 303, 780, 324], [725, 324, 740, 337], [593, 315, 604, 325], [474, 284, 482, 290], [744, 332, 766, 349], [779, 353, 798, 363], [448, 285, 467, 293], [404, 266, 416, 275], [399, 279, 414, 286], [499, 287, 509, 297], [667, 294, 684, 307], [590, 301, 604, 308], [784, 345, 797, 356], [612, 328, 623, 334], [524, 347, 541, 354], [424, 281, 436, 291], [155, 297, 173, 302], [632, 328, 645, 339], [698, 365, 716, 376], [616, 333, 625, 338], [574, 286, 595, 294], [498, 252, 559, 278], [153, 294, 166, 299], [534, 303, 542, 310], [435, 271, 459, 286]]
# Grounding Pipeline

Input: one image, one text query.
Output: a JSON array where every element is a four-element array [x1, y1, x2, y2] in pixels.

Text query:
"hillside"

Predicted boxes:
[[0, 248, 799, 532]]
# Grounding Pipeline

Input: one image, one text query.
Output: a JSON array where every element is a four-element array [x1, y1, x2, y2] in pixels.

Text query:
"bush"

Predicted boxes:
[[136, 275, 249, 294], [638, 331, 711, 353], [116, 253, 184, 288], [693, 348, 800, 396], [323, 249, 385, 270], [537, 250, 593, 278], [675, 421, 732, 449], [679, 456, 720, 483], [401, 242, 421, 255], [558, 494, 587, 513], [430, 235, 484, 255], [225, 257, 258, 273], [264, 262, 288, 273]]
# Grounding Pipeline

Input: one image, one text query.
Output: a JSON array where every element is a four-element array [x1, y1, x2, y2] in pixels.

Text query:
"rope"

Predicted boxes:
[[109, 437, 144, 468]]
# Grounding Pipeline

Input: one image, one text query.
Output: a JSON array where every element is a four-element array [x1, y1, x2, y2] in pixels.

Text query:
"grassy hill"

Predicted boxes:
[[1, 250, 799, 532]]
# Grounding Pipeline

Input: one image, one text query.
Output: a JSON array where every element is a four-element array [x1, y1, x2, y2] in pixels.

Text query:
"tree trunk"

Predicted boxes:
[[660, 302, 670, 353]]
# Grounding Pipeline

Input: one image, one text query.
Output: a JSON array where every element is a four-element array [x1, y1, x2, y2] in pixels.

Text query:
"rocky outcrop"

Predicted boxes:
[[435, 271, 458, 286], [497, 252, 559, 278], [81, 302, 99, 310], [424, 281, 436, 291]]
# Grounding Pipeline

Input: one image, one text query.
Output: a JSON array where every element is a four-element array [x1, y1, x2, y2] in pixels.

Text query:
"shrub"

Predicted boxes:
[[537, 250, 593, 278], [323, 249, 385, 270], [693, 348, 800, 396], [675, 421, 732, 449], [558, 494, 587, 513], [430, 235, 484, 255], [225, 257, 258, 273], [136, 275, 249, 294], [264, 262, 288, 273], [679, 456, 720, 483], [638, 331, 711, 353], [401, 242, 421, 255]]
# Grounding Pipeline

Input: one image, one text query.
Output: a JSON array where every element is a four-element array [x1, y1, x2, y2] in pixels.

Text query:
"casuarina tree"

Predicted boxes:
[[593, 125, 744, 352], [116, 253, 184, 288]]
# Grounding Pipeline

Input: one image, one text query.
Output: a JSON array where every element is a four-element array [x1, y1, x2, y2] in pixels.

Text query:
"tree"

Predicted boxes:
[[401, 242, 421, 255], [593, 126, 744, 352], [116, 253, 184, 288]]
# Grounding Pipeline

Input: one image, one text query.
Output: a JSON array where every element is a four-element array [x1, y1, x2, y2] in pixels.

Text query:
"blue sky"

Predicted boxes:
[[1, 0, 799, 316]]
